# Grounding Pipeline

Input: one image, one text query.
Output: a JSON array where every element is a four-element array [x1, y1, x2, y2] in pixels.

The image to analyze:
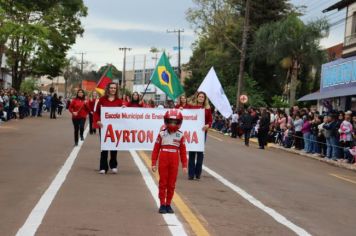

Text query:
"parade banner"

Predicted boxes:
[[100, 107, 205, 151]]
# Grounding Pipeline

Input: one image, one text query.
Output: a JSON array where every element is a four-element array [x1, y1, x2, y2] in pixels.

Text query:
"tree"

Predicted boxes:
[[185, 0, 293, 106], [0, 0, 87, 90], [251, 14, 328, 105]]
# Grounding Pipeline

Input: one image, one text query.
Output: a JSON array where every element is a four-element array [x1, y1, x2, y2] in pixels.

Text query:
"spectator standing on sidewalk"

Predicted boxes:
[[230, 110, 239, 138], [302, 115, 312, 153], [258, 109, 270, 149], [323, 113, 338, 160], [318, 116, 327, 157], [240, 108, 253, 146], [293, 113, 304, 150], [339, 110, 354, 161], [50, 93, 59, 119]]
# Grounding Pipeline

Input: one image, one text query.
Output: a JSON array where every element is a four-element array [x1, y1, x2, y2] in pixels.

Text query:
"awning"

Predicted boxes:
[[298, 86, 356, 101]]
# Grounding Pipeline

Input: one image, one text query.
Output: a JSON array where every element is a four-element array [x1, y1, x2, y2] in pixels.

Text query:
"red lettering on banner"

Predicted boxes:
[[104, 124, 115, 142], [123, 130, 130, 142], [115, 130, 122, 147], [138, 130, 145, 143], [183, 131, 191, 143], [191, 131, 198, 144], [146, 130, 153, 143], [131, 130, 137, 142]]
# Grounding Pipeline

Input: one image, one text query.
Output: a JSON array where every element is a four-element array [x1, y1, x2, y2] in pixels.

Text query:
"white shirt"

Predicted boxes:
[[231, 113, 239, 123]]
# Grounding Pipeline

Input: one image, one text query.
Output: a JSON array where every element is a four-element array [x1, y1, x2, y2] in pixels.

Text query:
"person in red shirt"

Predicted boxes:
[[175, 95, 191, 109], [127, 91, 143, 107], [68, 89, 90, 146], [96, 83, 124, 174], [188, 91, 212, 180], [88, 91, 99, 134], [152, 109, 187, 214]]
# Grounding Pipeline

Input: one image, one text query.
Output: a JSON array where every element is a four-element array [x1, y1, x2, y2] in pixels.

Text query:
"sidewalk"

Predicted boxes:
[[210, 129, 356, 173]]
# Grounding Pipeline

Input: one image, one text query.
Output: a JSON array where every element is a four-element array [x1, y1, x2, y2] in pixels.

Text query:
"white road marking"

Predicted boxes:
[[16, 127, 89, 236], [130, 150, 188, 236], [203, 165, 311, 236]]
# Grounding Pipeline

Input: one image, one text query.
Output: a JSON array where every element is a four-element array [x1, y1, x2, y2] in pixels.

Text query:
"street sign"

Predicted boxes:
[[240, 95, 248, 104], [173, 46, 183, 51]]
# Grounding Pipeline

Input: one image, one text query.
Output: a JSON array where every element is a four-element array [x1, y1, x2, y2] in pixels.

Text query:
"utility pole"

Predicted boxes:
[[76, 52, 86, 88], [167, 29, 184, 80], [236, 0, 250, 109], [119, 47, 132, 95]]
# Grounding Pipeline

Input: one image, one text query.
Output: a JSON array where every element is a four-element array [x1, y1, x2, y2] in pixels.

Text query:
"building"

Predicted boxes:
[[0, 51, 12, 89], [299, 0, 356, 111]]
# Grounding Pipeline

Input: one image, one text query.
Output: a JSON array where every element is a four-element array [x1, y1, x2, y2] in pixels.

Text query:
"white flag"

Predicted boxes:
[[198, 67, 233, 118]]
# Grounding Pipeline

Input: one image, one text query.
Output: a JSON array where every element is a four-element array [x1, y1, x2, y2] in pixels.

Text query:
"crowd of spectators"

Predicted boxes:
[[212, 106, 356, 165], [0, 88, 67, 124]]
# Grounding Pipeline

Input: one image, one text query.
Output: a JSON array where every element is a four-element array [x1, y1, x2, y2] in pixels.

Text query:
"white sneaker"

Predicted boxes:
[[111, 168, 118, 174], [99, 170, 106, 174]]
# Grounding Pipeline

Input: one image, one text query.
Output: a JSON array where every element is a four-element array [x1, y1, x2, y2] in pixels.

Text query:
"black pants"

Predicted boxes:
[[258, 129, 268, 149], [231, 122, 238, 138], [294, 131, 303, 150], [89, 113, 96, 134], [100, 151, 118, 172], [188, 151, 204, 179], [58, 106, 63, 115], [72, 118, 85, 144], [50, 106, 56, 119], [243, 128, 251, 146]]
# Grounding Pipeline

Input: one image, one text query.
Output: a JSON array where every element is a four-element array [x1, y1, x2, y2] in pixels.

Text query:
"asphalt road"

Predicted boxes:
[[1, 111, 356, 236]]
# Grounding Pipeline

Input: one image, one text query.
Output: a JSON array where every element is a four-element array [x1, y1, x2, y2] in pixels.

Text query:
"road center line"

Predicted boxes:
[[330, 173, 356, 185], [207, 134, 223, 142], [203, 165, 311, 236], [129, 150, 188, 236], [138, 151, 210, 236], [16, 127, 89, 236]]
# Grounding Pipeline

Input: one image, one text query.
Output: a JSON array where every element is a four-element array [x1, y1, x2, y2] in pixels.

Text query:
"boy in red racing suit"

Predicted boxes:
[[152, 109, 187, 214]]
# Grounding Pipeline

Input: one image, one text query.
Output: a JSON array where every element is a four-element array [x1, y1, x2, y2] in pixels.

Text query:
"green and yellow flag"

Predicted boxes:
[[150, 52, 184, 100]]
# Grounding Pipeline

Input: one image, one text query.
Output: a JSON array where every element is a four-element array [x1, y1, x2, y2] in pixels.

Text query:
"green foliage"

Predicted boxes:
[[271, 95, 289, 108], [0, 0, 88, 90], [20, 78, 39, 94], [243, 74, 266, 107]]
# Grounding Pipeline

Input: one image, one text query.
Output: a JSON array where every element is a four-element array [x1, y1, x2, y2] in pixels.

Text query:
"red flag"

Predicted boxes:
[[96, 65, 113, 95]]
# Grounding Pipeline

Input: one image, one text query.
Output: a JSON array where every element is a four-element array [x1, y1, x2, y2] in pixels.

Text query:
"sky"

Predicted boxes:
[[68, 0, 346, 71]]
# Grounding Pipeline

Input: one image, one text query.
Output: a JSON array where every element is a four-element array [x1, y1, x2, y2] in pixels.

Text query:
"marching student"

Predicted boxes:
[[188, 91, 212, 180], [69, 89, 90, 146], [152, 109, 187, 214], [96, 83, 124, 174]]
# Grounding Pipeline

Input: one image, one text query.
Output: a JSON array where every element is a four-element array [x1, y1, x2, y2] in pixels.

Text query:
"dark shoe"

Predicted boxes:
[[159, 205, 167, 214], [74, 142, 78, 146], [188, 176, 194, 180], [166, 205, 174, 214], [195, 175, 200, 180], [80, 136, 84, 141]]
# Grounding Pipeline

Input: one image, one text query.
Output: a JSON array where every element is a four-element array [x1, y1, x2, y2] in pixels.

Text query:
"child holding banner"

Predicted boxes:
[[96, 83, 123, 174], [188, 91, 212, 180], [152, 109, 187, 214]]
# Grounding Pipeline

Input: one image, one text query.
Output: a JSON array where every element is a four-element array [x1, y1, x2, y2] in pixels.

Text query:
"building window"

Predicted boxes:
[[134, 70, 143, 85], [155, 94, 161, 102]]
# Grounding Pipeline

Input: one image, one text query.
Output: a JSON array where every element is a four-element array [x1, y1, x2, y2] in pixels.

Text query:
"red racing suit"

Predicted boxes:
[[152, 129, 187, 206]]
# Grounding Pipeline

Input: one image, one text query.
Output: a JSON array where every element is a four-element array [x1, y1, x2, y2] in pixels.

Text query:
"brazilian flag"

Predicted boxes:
[[150, 52, 184, 100]]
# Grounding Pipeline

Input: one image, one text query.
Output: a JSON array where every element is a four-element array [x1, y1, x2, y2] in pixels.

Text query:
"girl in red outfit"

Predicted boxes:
[[152, 109, 187, 214], [69, 89, 90, 146], [127, 91, 143, 107], [88, 91, 99, 134], [188, 91, 212, 180], [175, 95, 191, 109], [96, 83, 124, 174]]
